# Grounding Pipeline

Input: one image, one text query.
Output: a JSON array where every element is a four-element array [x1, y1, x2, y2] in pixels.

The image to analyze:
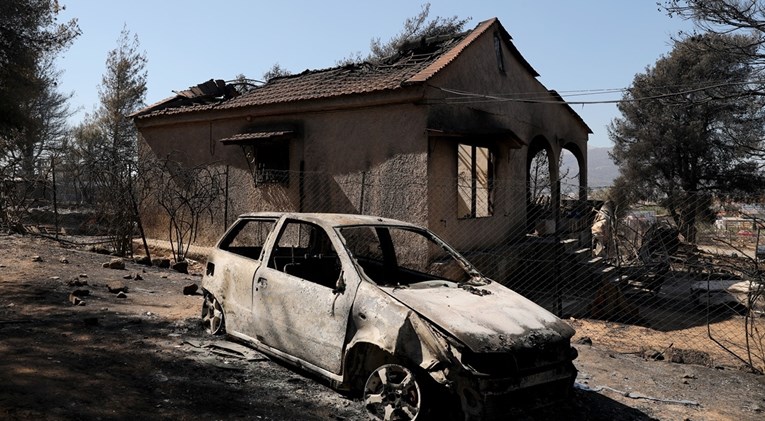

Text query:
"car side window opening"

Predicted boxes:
[[268, 220, 341, 289], [340, 226, 471, 286], [219, 219, 276, 260]]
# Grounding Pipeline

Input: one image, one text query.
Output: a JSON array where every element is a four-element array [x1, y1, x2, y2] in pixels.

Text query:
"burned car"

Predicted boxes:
[[201, 213, 577, 420]]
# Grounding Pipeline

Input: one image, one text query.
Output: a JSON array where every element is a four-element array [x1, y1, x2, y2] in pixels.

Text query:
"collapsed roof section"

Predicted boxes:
[[130, 79, 241, 117]]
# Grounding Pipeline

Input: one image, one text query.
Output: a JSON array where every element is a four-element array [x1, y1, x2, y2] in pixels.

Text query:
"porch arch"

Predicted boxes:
[[560, 141, 587, 201], [526, 136, 559, 234]]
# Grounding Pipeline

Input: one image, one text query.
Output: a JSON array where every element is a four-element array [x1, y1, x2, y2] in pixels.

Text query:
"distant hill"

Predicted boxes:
[[587, 147, 619, 188], [561, 146, 618, 188]]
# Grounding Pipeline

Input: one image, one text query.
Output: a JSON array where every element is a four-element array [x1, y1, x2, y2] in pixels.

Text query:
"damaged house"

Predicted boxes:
[[132, 17, 591, 262]]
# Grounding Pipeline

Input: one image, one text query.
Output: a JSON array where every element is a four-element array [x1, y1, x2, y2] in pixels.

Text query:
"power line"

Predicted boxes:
[[427, 79, 765, 106]]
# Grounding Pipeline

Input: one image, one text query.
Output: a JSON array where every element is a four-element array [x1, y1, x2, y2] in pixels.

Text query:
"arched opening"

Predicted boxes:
[[559, 142, 592, 245], [559, 144, 586, 201], [526, 137, 558, 235], [560, 143, 586, 201], [559, 148, 579, 200]]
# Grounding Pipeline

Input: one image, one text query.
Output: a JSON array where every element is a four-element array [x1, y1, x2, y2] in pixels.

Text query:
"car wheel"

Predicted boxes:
[[201, 293, 225, 335], [363, 363, 424, 421]]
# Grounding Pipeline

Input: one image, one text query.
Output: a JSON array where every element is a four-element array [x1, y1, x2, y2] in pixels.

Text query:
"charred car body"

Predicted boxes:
[[201, 213, 577, 420]]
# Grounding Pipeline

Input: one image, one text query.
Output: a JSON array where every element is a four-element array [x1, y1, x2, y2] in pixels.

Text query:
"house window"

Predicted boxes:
[[493, 33, 505, 73], [248, 142, 289, 185], [457, 144, 494, 219]]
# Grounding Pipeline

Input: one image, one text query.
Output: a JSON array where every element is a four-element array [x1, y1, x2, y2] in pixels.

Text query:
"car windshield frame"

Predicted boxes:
[[335, 224, 485, 288]]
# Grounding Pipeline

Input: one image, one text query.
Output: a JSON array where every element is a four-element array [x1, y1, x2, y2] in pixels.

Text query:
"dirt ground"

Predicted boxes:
[[1, 234, 763, 420]]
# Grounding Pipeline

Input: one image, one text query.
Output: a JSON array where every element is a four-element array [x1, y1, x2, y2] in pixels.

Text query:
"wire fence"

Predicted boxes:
[[3, 165, 764, 373]]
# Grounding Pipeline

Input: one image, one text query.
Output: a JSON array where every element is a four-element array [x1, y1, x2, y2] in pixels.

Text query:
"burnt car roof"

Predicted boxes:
[[237, 212, 422, 229]]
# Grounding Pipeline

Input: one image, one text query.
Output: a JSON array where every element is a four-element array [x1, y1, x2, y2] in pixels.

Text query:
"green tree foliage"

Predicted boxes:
[[0, 0, 79, 136], [369, 3, 469, 61], [0, 1, 78, 232], [0, 53, 73, 231], [96, 26, 147, 158], [6, 54, 73, 179], [338, 3, 469, 65], [262, 63, 291, 81], [66, 26, 147, 255], [609, 33, 765, 241], [663, 1, 765, 156]]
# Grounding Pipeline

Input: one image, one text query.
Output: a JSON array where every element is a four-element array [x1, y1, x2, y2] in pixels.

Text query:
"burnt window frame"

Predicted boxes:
[[457, 143, 496, 219]]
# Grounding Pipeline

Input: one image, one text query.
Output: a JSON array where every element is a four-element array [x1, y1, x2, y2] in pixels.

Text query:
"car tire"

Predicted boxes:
[[363, 363, 432, 421], [201, 292, 225, 335]]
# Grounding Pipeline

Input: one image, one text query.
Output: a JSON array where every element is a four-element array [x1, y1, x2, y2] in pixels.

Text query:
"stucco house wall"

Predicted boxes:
[[422, 20, 589, 250], [137, 100, 431, 244]]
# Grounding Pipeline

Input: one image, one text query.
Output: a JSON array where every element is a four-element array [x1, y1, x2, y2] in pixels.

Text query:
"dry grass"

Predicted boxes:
[[571, 315, 765, 372]]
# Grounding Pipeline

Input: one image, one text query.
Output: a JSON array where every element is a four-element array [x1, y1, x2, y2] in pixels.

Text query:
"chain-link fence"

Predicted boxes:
[[3, 165, 764, 373], [580, 191, 765, 374]]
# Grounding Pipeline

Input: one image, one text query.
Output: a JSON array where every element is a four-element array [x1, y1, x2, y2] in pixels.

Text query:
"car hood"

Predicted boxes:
[[383, 281, 575, 353]]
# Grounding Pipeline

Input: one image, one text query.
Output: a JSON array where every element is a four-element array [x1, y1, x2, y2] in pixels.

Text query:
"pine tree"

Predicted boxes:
[[73, 26, 147, 255], [609, 33, 765, 241]]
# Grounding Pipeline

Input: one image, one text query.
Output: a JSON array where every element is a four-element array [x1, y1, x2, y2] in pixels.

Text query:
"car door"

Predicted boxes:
[[253, 219, 356, 374], [213, 217, 276, 336]]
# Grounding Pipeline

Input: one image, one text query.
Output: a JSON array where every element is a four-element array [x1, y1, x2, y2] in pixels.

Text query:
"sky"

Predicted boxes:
[[55, 1, 695, 148]]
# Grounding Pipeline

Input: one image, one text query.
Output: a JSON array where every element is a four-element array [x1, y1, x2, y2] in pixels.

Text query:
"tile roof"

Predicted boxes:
[[133, 20, 505, 120], [223, 53, 446, 107], [131, 18, 545, 122]]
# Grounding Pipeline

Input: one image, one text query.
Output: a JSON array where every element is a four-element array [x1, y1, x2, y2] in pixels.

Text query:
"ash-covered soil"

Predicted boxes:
[[0, 234, 763, 420]]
